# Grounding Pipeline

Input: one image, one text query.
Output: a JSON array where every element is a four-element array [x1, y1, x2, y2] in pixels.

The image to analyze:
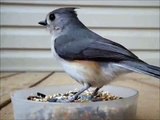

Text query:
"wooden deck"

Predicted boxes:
[[0, 72, 159, 120]]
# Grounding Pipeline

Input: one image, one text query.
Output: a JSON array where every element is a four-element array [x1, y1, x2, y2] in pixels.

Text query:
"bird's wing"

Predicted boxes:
[[55, 35, 138, 62]]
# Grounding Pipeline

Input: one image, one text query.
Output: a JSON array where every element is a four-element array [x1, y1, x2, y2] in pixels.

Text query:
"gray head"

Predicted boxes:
[[39, 7, 85, 36]]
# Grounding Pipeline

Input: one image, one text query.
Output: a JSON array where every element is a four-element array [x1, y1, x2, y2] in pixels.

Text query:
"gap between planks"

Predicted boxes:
[[0, 72, 25, 79], [0, 72, 54, 109]]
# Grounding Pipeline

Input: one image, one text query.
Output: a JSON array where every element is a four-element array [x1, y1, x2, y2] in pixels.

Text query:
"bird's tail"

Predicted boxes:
[[119, 61, 160, 79]]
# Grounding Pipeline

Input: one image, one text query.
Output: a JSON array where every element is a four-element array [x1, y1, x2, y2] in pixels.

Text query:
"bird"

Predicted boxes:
[[39, 7, 160, 102]]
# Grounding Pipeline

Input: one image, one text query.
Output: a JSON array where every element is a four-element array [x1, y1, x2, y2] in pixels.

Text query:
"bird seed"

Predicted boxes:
[[27, 90, 123, 103]]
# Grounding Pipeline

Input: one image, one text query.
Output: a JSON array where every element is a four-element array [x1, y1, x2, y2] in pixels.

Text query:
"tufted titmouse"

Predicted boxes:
[[39, 8, 160, 101]]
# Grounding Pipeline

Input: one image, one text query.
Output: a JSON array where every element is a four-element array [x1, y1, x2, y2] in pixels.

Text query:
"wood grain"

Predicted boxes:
[[0, 72, 22, 79], [0, 104, 13, 120], [0, 72, 51, 107], [36, 72, 77, 87], [111, 74, 160, 120]]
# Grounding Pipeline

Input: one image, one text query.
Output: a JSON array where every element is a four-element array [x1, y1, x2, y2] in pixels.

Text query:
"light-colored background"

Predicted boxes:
[[0, 0, 160, 71]]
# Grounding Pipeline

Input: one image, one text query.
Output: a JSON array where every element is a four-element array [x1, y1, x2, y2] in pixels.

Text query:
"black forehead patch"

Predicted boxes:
[[50, 7, 78, 17]]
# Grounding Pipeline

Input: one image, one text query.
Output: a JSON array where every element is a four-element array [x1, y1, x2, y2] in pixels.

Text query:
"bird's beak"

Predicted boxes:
[[38, 19, 47, 26]]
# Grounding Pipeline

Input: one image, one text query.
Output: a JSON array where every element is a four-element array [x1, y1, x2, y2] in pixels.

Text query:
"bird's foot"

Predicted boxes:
[[91, 87, 101, 99]]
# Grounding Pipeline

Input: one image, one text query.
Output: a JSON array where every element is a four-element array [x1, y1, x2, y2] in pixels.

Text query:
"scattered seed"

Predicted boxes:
[[27, 96, 41, 100], [48, 98, 57, 102], [27, 90, 123, 103], [37, 92, 46, 98]]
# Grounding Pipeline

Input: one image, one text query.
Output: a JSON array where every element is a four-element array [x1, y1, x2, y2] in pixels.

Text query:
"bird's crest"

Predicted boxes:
[[51, 7, 78, 17]]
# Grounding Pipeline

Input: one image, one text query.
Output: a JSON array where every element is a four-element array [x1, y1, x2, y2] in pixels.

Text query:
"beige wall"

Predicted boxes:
[[0, 1, 160, 71]]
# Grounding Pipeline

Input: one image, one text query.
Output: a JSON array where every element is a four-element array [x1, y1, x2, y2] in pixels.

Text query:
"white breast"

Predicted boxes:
[[51, 36, 87, 84]]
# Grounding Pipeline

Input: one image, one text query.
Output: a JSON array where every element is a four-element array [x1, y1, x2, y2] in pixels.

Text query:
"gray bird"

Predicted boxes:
[[39, 7, 160, 102]]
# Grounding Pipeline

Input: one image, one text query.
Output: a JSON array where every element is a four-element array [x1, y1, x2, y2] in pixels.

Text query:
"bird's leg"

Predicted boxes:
[[68, 84, 90, 102], [91, 87, 102, 98]]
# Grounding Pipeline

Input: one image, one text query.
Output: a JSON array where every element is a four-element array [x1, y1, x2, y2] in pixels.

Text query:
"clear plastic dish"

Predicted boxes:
[[11, 85, 138, 120]]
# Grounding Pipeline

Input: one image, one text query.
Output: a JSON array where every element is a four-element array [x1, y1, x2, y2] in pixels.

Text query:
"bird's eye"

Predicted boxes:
[[49, 14, 55, 21]]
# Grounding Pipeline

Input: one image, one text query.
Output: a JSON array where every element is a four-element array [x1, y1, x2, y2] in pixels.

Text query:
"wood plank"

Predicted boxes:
[[111, 76, 160, 120], [0, 72, 20, 79], [0, 72, 76, 120], [0, 104, 13, 120], [122, 73, 160, 88], [0, 72, 52, 107], [36, 72, 77, 87], [0, 72, 159, 120]]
